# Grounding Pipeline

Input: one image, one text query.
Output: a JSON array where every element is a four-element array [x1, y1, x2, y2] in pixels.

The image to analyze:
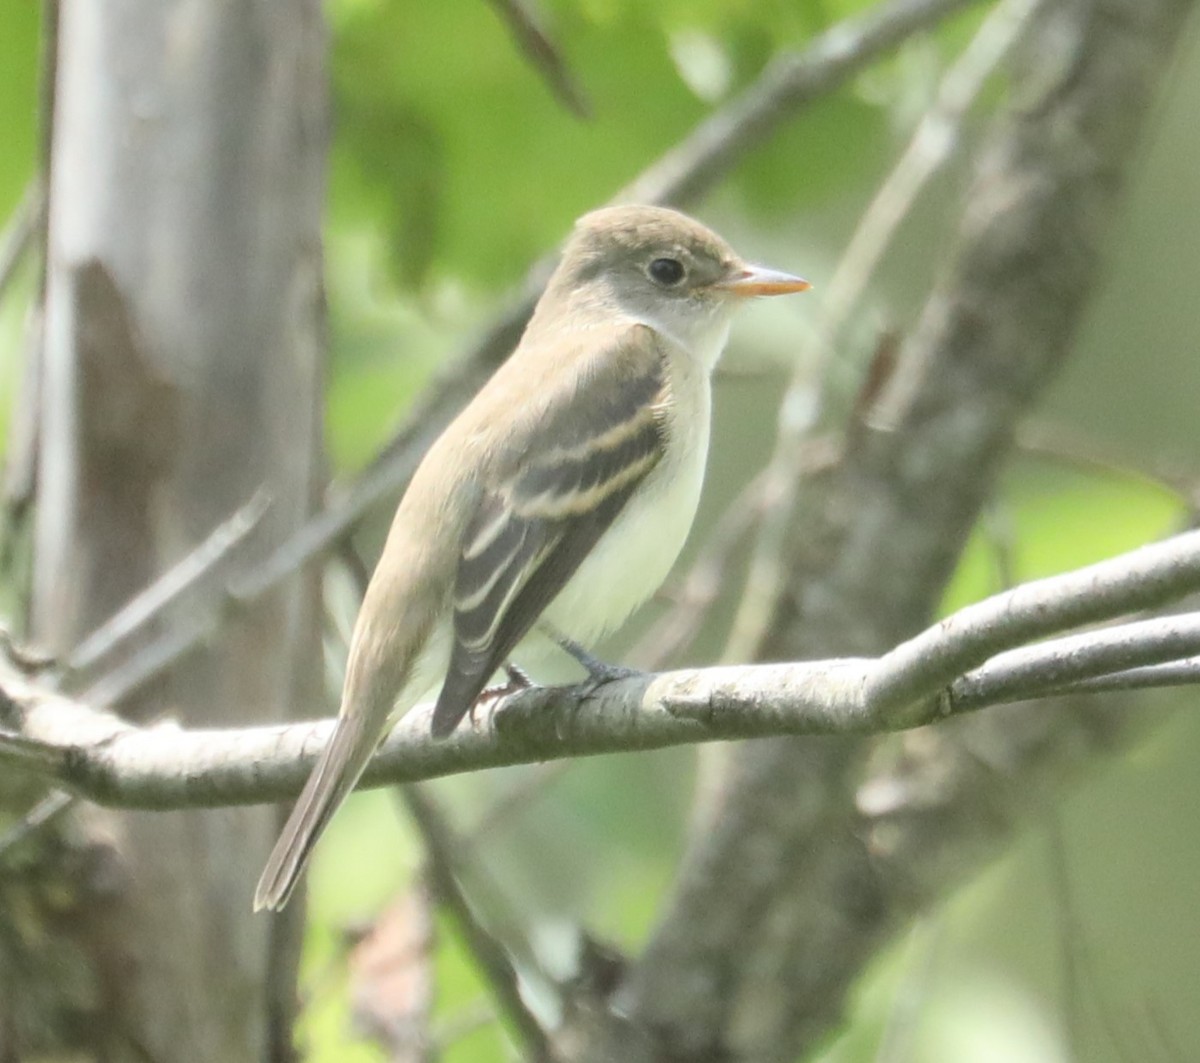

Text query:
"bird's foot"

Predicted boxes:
[[503, 662, 536, 690], [469, 663, 537, 726], [553, 634, 642, 695]]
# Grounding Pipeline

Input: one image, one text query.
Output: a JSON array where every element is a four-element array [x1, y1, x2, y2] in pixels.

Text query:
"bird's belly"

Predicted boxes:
[[541, 408, 710, 644]]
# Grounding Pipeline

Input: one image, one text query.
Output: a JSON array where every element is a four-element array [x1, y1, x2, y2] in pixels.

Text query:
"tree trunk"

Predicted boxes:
[[16, 1, 327, 1058]]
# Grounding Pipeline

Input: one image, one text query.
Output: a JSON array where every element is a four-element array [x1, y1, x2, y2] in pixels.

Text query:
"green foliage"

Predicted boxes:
[[0, 1, 39, 451], [943, 461, 1185, 613], [0, 0, 38, 216]]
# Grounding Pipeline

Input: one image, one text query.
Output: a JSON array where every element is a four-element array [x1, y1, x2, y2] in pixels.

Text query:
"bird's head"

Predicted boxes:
[[542, 204, 810, 352]]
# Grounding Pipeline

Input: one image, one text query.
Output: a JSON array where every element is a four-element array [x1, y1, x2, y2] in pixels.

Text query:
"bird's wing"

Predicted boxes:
[[429, 324, 670, 736]]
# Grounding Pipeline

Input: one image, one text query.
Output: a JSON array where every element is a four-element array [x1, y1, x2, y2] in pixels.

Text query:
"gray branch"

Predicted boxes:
[[870, 530, 1200, 714], [950, 614, 1200, 710], [1, 528, 1197, 810]]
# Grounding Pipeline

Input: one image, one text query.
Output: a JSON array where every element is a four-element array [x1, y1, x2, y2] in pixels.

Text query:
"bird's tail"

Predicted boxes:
[[253, 710, 375, 912]]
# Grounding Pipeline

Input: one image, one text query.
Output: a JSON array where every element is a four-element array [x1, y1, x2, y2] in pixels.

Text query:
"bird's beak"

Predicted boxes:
[[717, 264, 812, 297]]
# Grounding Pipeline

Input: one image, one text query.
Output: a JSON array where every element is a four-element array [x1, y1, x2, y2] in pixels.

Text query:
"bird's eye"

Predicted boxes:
[[648, 257, 685, 287]]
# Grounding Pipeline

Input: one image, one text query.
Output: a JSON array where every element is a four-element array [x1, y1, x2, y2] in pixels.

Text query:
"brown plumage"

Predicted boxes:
[[254, 205, 808, 911]]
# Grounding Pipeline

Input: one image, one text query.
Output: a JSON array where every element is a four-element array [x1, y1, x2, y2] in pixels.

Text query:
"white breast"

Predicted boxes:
[[541, 332, 717, 644]]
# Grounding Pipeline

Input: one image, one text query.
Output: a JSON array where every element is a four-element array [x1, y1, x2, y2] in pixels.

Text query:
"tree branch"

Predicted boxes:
[[0, 180, 41, 300], [397, 786, 556, 1062], [869, 526, 1200, 714], [62, 489, 271, 685], [483, 0, 591, 119], [617, 0, 988, 206], [1, 528, 1198, 810], [1054, 656, 1200, 694], [949, 614, 1200, 710]]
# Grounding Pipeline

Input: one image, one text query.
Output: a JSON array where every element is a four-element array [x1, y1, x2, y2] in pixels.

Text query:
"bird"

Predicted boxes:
[[254, 204, 809, 911]]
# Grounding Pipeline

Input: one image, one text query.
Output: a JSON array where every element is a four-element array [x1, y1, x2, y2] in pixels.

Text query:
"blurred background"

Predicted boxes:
[[0, 1, 1197, 1060]]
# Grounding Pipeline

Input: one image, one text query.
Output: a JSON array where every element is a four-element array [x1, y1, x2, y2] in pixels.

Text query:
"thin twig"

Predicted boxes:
[[74, 482, 377, 707], [0, 789, 72, 860], [871, 529, 1200, 712], [873, 916, 944, 1063], [1016, 422, 1200, 513], [80, 621, 220, 709], [0, 181, 42, 301], [1038, 657, 1200, 695], [483, 0, 591, 118], [948, 613, 1200, 710], [396, 786, 556, 1062], [0, 728, 67, 774], [23, 491, 270, 712], [618, 0, 989, 206], [64, 489, 271, 685]]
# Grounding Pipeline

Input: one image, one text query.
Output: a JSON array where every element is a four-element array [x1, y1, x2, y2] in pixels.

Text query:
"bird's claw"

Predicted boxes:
[[469, 662, 538, 726], [553, 634, 642, 695]]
